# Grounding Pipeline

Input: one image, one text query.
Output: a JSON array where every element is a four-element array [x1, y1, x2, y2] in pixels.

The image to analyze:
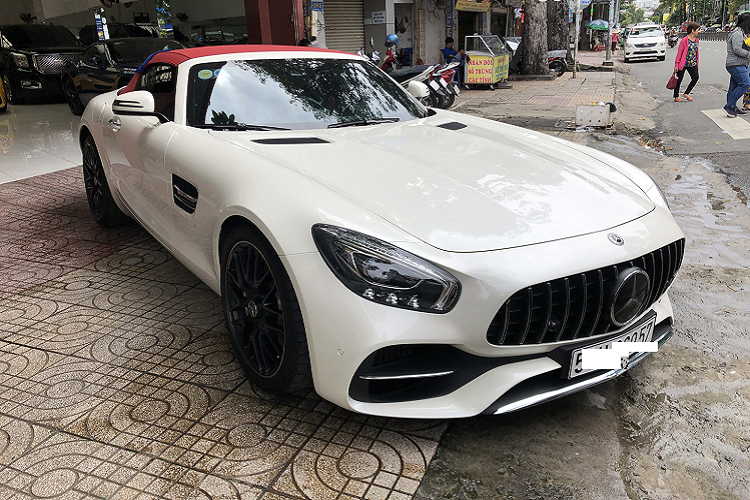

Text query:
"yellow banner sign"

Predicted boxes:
[[455, 0, 491, 12], [466, 54, 509, 84]]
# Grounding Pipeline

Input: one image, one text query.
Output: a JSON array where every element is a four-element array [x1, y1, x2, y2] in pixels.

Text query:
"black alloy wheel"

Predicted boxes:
[[221, 225, 312, 394], [64, 77, 84, 115], [82, 136, 130, 227]]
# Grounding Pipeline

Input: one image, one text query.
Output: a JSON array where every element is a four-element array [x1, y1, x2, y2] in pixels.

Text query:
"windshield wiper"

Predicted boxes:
[[192, 123, 291, 131], [327, 118, 400, 129]]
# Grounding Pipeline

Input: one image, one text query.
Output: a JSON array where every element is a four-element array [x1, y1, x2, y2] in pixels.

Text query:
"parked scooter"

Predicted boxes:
[[387, 64, 441, 105], [381, 33, 405, 73], [506, 38, 569, 77]]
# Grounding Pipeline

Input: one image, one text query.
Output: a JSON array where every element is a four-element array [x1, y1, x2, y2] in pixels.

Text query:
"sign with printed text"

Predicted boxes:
[[581, 0, 591, 6], [372, 10, 386, 24], [311, 1, 323, 12], [455, 0, 491, 12], [466, 54, 509, 84]]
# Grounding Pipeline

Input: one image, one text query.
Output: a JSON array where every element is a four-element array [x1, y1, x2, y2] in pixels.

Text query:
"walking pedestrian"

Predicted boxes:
[[673, 23, 700, 102], [611, 31, 619, 53], [723, 12, 750, 117]]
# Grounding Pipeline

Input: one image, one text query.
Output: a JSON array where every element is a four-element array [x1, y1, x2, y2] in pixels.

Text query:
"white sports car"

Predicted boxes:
[[79, 46, 684, 418]]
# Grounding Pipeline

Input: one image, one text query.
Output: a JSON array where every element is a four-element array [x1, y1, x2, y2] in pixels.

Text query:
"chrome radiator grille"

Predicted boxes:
[[32, 53, 78, 75], [486, 239, 685, 346]]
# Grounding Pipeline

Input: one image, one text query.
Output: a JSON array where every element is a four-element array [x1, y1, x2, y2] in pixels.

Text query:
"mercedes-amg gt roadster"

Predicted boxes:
[[78, 45, 684, 418]]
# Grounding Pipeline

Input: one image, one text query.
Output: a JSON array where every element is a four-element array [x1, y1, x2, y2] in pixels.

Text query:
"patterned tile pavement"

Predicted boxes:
[[0, 167, 447, 500], [455, 71, 616, 113]]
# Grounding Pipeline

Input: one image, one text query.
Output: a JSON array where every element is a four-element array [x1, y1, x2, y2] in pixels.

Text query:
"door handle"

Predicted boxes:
[[108, 116, 121, 131]]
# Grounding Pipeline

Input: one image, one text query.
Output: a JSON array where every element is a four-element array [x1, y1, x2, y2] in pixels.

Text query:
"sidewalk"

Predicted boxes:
[[453, 50, 620, 123]]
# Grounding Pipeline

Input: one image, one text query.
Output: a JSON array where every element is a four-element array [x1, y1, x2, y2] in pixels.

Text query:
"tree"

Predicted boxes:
[[547, 0, 570, 62], [521, 0, 548, 75], [620, 4, 646, 26]]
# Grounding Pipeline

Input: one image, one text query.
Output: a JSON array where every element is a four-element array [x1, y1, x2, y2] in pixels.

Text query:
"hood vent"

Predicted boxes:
[[436, 122, 467, 131], [252, 137, 329, 145]]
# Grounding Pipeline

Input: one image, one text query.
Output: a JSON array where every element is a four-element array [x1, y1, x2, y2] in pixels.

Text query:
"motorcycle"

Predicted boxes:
[[668, 33, 678, 48], [430, 62, 460, 108], [506, 38, 569, 77]]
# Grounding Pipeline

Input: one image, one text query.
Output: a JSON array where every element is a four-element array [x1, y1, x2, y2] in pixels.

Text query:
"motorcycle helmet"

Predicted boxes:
[[385, 33, 399, 48]]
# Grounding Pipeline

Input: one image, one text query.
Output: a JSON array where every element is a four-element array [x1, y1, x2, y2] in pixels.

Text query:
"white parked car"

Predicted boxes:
[[625, 25, 667, 63], [79, 46, 684, 418]]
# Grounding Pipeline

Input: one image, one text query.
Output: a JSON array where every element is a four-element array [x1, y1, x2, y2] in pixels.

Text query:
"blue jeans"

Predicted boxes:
[[726, 65, 750, 109]]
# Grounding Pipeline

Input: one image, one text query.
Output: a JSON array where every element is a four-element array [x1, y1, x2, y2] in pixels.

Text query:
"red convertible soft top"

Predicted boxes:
[[120, 44, 353, 93]]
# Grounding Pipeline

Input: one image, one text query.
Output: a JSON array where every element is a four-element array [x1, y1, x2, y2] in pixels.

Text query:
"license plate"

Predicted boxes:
[[439, 79, 449, 88], [568, 315, 657, 379], [428, 80, 441, 91]]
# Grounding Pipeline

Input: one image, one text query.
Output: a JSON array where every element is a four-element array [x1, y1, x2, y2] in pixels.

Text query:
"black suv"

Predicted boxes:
[[0, 24, 83, 104]]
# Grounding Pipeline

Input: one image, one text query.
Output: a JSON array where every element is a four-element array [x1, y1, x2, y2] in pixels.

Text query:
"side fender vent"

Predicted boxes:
[[252, 137, 330, 145], [436, 122, 467, 130], [172, 174, 198, 214]]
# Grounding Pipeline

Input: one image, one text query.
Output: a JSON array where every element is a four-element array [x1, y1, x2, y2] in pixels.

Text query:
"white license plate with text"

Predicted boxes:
[[568, 316, 657, 379]]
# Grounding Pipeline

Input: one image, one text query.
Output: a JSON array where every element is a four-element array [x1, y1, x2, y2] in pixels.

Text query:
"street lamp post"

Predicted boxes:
[[604, 0, 614, 66]]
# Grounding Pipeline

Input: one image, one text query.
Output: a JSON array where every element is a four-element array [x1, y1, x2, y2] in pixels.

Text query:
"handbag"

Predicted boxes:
[[666, 72, 678, 90]]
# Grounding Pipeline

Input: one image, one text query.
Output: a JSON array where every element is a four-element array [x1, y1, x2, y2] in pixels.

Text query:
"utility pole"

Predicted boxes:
[[604, 0, 614, 66], [573, 0, 583, 78]]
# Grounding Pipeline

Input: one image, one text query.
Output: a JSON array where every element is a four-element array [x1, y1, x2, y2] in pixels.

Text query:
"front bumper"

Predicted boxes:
[[8, 68, 65, 98], [285, 209, 683, 418], [625, 47, 666, 60]]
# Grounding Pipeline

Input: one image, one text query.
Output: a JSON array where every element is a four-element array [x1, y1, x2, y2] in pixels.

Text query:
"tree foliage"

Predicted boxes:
[[620, 3, 646, 26]]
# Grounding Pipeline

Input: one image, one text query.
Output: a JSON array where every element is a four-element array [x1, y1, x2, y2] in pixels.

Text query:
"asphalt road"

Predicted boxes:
[[626, 40, 750, 191]]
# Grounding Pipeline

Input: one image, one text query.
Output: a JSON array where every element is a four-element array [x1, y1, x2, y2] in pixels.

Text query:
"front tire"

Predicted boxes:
[[82, 135, 130, 227], [220, 224, 312, 394], [1, 73, 16, 105]]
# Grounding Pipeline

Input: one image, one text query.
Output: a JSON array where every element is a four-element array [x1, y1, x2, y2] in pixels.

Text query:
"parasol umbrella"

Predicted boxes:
[[586, 19, 609, 30]]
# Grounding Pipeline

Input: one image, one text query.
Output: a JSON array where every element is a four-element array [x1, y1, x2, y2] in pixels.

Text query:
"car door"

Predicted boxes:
[[101, 63, 179, 248]]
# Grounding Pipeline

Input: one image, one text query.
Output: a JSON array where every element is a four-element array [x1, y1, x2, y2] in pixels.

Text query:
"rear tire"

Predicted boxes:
[[427, 89, 445, 108], [82, 136, 130, 227], [220, 224, 313, 394], [443, 90, 456, 109], [549, 61, 566, 77], [64, 77, 85, 115]]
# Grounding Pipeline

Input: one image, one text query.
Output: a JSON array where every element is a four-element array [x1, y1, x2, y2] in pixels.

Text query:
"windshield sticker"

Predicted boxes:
[[213, 69, 221, 78], [198, 69, 214, 80]]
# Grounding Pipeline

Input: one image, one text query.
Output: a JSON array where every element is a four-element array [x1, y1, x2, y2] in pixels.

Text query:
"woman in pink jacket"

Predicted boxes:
[[673, 22, 700, 102]]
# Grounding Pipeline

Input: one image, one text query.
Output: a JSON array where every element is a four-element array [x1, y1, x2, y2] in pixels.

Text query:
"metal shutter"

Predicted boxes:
[[324, 0, 364, 53]]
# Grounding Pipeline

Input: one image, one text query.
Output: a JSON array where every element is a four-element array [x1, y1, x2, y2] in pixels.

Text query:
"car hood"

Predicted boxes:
[[16, 46, 83, 54], [211, 114, 654, 252]]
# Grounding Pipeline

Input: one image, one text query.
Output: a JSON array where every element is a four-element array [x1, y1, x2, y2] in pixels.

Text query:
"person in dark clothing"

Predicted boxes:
[[441, 37, 466, 85]]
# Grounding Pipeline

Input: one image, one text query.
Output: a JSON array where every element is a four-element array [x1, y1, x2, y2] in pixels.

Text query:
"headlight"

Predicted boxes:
[[626, 43, 635, 49], [12, 53, 30, 70], [647, 175, 670, 209], [312, 224, 461, 313]]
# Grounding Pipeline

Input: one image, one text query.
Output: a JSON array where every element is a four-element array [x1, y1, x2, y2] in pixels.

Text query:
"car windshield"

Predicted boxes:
[[107, 39, 183, 63], [630, 27, 661, 37], [186, 58, 428, 130], [0, 24, 79, 48]]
